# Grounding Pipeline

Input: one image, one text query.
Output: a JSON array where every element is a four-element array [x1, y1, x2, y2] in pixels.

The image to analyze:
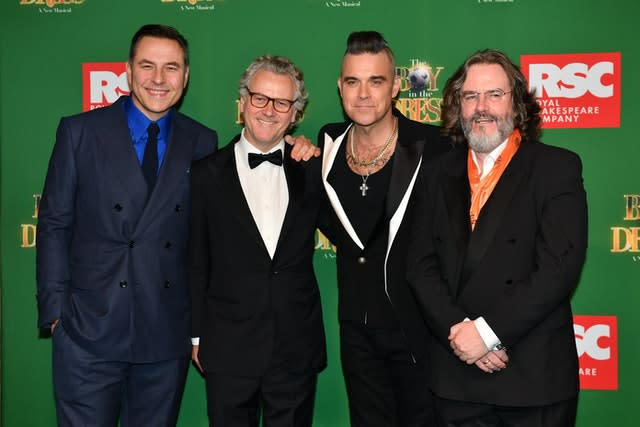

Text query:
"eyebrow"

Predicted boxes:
[[460, 88, 503, 93], [137, 59, 183, 68], [341, 74, 388, 81]]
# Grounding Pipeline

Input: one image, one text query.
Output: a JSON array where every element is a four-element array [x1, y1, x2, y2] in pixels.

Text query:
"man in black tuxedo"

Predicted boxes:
[[36, 25, 218, 426], [318, 31, 448, 426], [407, 49, 588, 427], [189, 55, 326, 427]]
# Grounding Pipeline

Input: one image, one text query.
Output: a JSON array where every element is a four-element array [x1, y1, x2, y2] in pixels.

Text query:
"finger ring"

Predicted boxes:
[[484, 359, 490, 364]]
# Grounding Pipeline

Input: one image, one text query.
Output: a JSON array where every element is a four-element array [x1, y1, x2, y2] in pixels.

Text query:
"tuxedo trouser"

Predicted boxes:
[[435, 396, 578, 427], [204, 367, 317, 427], [340, 322, 435, 427], [52, 321, 189, 427]]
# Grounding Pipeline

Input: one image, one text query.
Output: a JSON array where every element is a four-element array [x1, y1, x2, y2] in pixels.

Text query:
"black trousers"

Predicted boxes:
[[205, 366, 318, 427], [435, 396, 578, 427], [340, 322, 435, 427]]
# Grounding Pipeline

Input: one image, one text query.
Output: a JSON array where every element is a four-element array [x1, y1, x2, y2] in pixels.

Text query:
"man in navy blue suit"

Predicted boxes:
[[36, 24, 218, 426]]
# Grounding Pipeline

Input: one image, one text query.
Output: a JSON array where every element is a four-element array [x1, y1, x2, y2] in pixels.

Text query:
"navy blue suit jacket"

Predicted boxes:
[[36, 96, 217, 363]]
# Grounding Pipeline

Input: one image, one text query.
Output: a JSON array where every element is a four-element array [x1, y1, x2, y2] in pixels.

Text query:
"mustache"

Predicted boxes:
[[468, 112, 499, 122]]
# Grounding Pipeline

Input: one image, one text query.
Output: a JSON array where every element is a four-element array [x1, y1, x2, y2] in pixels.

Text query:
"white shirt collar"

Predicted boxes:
[[470, 137, 509, 179]]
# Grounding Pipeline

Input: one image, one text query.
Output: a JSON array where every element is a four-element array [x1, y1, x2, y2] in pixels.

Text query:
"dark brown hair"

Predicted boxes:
[[129, 24, 189, 66], [343, 31, 395, 73], [441, 49, 541, 144]]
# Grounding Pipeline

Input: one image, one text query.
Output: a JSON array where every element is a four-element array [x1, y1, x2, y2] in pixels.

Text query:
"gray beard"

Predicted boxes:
[[463, 113, 514, 153]]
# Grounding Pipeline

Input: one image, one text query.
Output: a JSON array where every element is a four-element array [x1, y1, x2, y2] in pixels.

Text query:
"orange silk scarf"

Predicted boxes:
[[467, 129, 521, 230]]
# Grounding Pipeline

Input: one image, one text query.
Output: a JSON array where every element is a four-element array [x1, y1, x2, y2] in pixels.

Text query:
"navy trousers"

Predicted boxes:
[[52, 321, 189, 427]]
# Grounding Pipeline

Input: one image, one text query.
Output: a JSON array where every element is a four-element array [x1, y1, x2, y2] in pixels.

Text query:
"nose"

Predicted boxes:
[[262, 100, 276, 115], [475, 93, 488, 111], [151, 68, 164, 84], [357, 83, 370, 99]]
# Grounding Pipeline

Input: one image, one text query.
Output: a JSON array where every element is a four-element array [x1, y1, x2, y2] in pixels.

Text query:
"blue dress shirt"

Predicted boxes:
[[124, 97, 171, 173]]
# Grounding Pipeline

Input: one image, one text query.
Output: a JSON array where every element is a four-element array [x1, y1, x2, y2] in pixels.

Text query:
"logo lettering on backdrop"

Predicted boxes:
[[315, 231, 336, 259], [574, 315, 618, 390], [324, 1, 361, 7], [19, 0, 84, 5], [521, 53, 621, 128], [611, 194, 640, 258], [161, 0, 217, 12], [20, 194, 41, 248], [476, 0, 515, 3], [82, 62, 129, 111], [395, 59, 444, 124], [19, 0, 84, 13]]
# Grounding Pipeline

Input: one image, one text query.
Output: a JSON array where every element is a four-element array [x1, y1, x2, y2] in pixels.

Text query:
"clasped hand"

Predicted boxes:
[[448, 320, 508, 373]]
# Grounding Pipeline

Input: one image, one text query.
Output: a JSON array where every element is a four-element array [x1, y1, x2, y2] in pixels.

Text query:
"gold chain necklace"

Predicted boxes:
[[349, 117, 398, 168]]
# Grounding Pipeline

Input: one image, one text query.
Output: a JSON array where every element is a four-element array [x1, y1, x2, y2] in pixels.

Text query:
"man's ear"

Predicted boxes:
[[392, 75, 401, 98]]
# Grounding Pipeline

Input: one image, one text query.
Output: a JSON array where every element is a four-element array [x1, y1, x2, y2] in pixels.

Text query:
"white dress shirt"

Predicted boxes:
[[235, 130, 289, 260]]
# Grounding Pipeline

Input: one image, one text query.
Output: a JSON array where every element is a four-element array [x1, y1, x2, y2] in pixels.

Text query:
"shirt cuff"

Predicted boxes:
[[191, 337, 200, 345], [473, 316, 502, 351]]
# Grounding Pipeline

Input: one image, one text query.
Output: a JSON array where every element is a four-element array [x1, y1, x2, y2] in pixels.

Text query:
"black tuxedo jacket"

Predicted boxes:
[[318, 108, 448, 359], [407, 140, 588, 406], [36, 96, 218, 363], [188, 138, 327, 377]]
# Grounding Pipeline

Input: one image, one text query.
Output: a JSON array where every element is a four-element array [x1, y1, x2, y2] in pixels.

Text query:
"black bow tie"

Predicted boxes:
[[248, 149, 283, 169]]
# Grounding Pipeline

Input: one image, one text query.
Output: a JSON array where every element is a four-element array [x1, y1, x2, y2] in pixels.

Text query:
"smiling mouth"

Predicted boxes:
[[146, 88, 169, 96], [471, 113, 497, 125]]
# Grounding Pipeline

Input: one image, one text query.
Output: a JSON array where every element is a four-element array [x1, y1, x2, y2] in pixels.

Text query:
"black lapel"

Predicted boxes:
[[274, 144, 303, 258], [385, 110, 424, 219], [460, 144, 529, 285], [219, 138, 270, 254], [440, 150, 472, 295]]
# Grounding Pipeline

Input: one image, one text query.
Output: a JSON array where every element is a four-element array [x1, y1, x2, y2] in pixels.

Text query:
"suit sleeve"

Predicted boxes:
[[406, 161, 469, 345], [188, 161, 211, 338], [484, 150, 588, 347], [36, 118, 77, 328]]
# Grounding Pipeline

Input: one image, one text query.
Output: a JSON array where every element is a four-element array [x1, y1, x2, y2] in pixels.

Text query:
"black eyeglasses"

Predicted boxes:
[[460, 88, 512, 105], [245, 89, 297, 113]]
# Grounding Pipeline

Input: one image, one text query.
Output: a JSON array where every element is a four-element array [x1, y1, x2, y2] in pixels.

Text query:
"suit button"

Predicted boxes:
[[114, 203, 123, 211], [175, 204, 182, 212], [164, 241, 172, 249], [164, 280, 171, 288], [506, 279, 513, 285], [357, 256, 366, 265], [129, 241, 135, 248], [272, 270, 279, 275], [119, 280, 128, 288]]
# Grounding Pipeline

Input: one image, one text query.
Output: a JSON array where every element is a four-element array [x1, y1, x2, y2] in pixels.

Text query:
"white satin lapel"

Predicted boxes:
[[384, 157, 422, 296], [322, 124, 364, 250]]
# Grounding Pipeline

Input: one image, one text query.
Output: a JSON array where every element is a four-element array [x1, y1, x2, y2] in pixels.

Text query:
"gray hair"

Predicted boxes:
[[239, 55, 308, 124]]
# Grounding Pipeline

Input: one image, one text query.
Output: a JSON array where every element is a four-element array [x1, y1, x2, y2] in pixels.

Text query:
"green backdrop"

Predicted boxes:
[[1, 0, 638, 425]]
